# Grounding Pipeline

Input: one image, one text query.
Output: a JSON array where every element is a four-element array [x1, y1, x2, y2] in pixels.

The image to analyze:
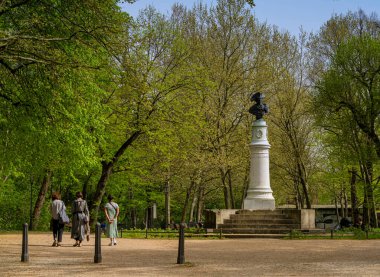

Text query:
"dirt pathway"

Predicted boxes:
[[1, 233, 380, 276]]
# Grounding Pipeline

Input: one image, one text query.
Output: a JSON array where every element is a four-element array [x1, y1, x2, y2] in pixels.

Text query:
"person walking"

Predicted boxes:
[[50, 192, 66, 247], [104, 194, 119, 246], [71, 191, 89, 247]]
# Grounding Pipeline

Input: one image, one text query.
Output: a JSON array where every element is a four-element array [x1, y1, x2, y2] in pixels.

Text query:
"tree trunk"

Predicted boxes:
[[90, 130, 141, 226], [349, 167, 360, 227], [297, 161, 311, 208], [127, 187, 137, 228], [339, 188, 344, 219], [344, 189, 348, 219], [334, 195, 340, 226], [29, 176, 37, 230], [240, 166, 249, 208], [90, 161, 112, 227], [362, 185, 369, 228], [294, 178, 303, 209], [196, 187, 205, 223], [362, 160, 377, 228], [189, 193, 197, 223], [220, 168, 230, 209], [31, 171, 52, 230], [227, 169, 235, 209], [181, 180, 195, 223], [82, 172, 93, 200], [164, 180, 170, 228]]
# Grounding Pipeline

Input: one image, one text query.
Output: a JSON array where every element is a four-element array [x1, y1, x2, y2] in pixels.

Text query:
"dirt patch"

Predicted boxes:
[[1, 233, 380, 276]]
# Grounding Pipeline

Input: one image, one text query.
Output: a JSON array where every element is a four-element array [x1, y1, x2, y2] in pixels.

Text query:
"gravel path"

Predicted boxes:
[[1, 233, 380, 276]]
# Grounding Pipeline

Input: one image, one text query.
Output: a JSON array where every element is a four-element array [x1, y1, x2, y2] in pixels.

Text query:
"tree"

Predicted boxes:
[[0, 0, 128, 229], [310, 11, 380, 227], [186, 0, 263, 209], [316, 36, 380, 158], [90, 6, 194, 224], [266, 29, 319, 209]]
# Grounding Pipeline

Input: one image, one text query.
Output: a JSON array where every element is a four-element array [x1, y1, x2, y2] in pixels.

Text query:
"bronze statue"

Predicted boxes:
[[249, 92, 268, 120]]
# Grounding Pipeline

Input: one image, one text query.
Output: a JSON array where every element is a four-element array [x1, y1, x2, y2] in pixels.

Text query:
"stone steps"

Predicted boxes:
[[219, 228, 295, 234], [224, 219, 296, 224], [217, 209, 302, 237], [236, 210, 289, 215], [219, 223, 300, 229], [222, 233, 286, 239]]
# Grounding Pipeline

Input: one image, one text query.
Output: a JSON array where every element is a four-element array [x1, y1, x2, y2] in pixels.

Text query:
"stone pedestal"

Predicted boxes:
[[243, 119, 275, 210]]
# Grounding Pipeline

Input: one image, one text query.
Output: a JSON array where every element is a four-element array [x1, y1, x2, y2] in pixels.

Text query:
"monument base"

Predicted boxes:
[[243, 198, 275, 210]]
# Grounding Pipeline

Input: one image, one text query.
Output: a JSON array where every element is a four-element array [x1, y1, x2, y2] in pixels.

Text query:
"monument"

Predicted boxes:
[[243, 92, 275, 210]]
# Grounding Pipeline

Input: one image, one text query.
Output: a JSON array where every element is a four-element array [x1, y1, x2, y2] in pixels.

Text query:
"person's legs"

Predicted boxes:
[[52, 219, 58, 246], [57, 223, 64, 246], [85, 222, 90, 241]]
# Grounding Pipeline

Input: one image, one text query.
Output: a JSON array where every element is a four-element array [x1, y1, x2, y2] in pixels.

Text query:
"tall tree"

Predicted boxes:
[[0, 0, 129, 228], [90, 7, 194, 223], [269, 31, 318, 209], [310, 10, 380, 227]]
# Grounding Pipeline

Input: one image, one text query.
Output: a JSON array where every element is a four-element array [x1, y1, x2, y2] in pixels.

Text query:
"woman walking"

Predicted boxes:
[[104, 194, 119, 246], [50, 192, 66, 247], [71, 191, 89, 247]]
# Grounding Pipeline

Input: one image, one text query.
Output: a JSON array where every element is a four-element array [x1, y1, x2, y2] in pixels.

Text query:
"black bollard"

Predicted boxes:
[[21, 223, 29, 262], [177, 223, 185, 264], [94, 222, 102, 263]]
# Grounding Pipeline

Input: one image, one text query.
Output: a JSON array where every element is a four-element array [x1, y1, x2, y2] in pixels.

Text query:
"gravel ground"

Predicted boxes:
[[1, 233, 380, 276]]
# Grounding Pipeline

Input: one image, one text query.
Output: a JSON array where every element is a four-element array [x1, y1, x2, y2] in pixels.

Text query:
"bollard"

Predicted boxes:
[[330, 229, 333, 239], [21, 223, 29, 262], [219, 228, 222, 239], [145, 228, 148, 239], [366, 230, 369, 239], [94, 222, 102, 263], [177, 223, 185, 264]]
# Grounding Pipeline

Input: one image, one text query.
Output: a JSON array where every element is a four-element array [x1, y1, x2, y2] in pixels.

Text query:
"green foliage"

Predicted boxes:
[[1, 1, 380, 232], [0, 178, 30, 230], [117, 227, 212, 239], [286, 229, 305, 239]]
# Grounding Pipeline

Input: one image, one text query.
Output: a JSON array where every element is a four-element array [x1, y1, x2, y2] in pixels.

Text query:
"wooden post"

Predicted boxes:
[[177, 224, 185, 264], [94, 222, 102, 263], [21, 223, 29, 262]]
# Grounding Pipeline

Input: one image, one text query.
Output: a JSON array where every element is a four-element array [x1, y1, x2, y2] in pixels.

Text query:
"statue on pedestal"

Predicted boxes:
[[244, 92, 275, 210], [249, 92, 269, 120]]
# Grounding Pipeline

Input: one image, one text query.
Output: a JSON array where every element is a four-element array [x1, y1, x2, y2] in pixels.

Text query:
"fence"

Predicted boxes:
[[118, 228, 224, 239], [287, 228, 380, 239]]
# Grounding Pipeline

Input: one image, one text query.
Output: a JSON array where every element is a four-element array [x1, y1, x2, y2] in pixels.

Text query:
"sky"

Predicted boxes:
[[120, 0, 380, 35]]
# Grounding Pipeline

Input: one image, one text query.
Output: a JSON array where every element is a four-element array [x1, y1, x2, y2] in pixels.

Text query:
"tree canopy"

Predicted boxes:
[[1, 1, 379, 230]]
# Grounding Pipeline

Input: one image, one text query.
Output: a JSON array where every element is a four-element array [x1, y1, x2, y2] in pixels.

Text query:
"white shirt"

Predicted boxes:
[[51, 199, 65, 220]]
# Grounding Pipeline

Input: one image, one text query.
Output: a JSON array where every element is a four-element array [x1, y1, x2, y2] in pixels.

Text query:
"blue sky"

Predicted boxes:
[[120, 0, 380, 35]]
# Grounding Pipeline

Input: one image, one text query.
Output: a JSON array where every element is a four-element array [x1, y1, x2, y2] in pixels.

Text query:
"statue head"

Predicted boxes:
[[249, 92, 268, 120], [250, 92, 264, 104]]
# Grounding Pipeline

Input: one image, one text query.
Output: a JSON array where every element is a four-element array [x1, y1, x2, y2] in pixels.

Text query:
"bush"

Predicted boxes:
[[287, 229, 304, 239]]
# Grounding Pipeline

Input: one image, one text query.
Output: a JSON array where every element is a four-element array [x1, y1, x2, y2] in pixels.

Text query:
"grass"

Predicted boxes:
[[285, 227, 380, 240], [117, 228, 221, 239]]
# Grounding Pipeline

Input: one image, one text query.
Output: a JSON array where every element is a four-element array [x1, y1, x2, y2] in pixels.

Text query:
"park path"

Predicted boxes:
[[1, 233, 380, 276]]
